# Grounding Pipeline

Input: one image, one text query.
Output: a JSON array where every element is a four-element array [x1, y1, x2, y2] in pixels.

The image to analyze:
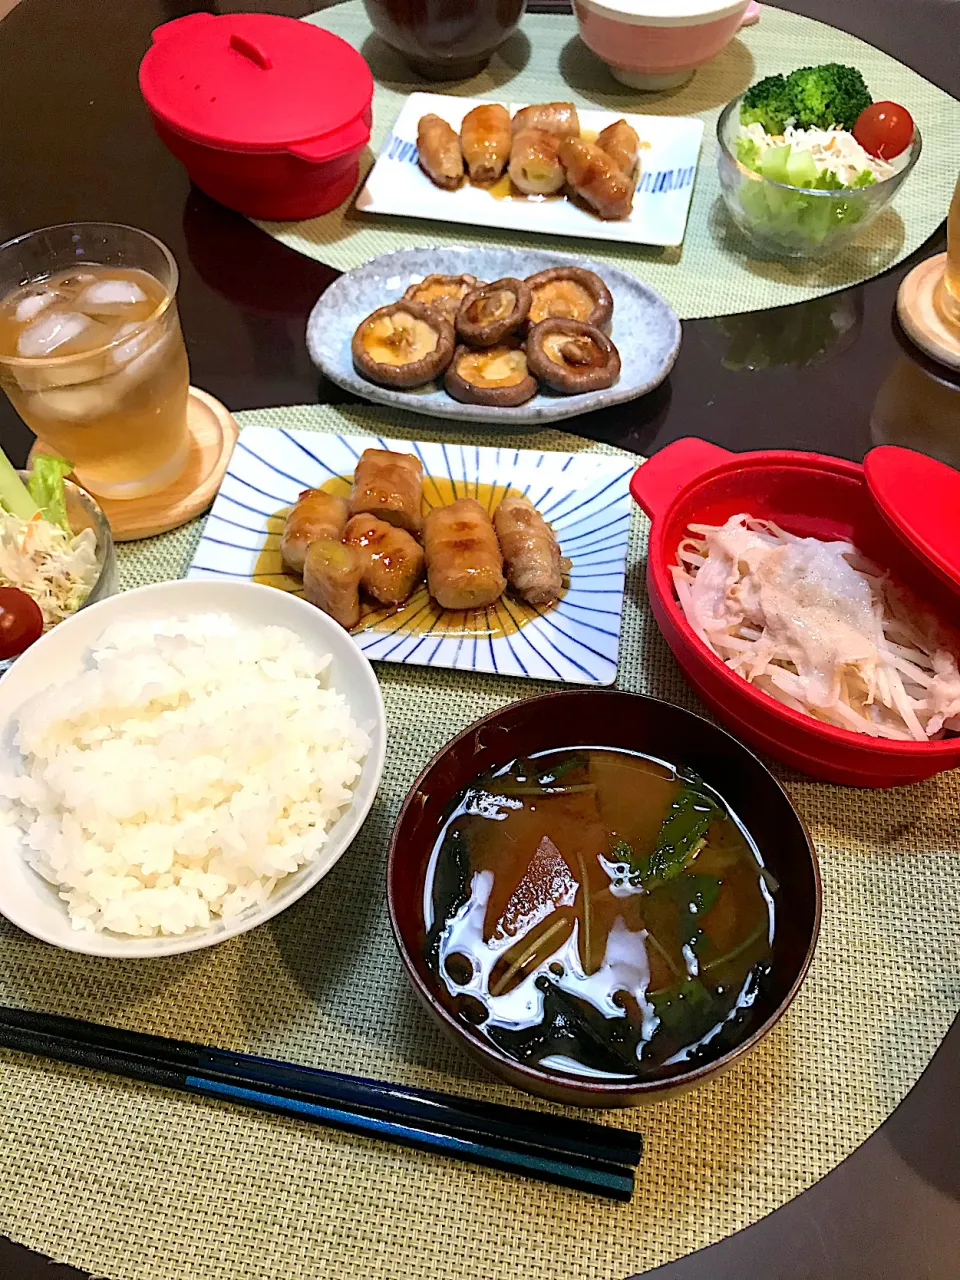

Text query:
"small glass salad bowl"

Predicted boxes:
[[59, 476, 117, 607], [0, 472, 116, 674], [716, 94, 922, 260]]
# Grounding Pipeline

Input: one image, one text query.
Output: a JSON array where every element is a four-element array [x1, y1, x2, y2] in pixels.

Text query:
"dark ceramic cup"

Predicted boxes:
[[363, 0, 527, 80], [387, 689, 821, 1108]]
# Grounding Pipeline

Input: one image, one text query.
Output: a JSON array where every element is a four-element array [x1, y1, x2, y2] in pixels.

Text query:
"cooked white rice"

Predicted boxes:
[[0, 613, 370, 937]]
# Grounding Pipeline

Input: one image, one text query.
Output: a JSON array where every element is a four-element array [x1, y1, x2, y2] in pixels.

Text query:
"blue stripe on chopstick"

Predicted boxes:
[[190, 1079, 630, 1192]]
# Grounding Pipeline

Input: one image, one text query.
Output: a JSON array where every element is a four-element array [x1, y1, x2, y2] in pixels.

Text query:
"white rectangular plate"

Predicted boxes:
[[357, 92, 704, 248], [188, 427, 634, 685]]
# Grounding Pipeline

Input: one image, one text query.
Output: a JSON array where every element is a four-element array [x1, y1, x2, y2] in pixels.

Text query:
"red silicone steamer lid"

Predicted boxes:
[[139, 12, 373, 158], [864, 445, 960, 597]]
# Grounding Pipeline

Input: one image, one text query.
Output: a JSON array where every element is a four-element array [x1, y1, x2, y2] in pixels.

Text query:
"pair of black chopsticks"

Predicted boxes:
[[0, 1007, 641, 1199]]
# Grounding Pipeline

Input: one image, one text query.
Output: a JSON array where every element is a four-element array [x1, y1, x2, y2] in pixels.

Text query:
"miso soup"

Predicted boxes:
[[422, 747, 777, 1081]]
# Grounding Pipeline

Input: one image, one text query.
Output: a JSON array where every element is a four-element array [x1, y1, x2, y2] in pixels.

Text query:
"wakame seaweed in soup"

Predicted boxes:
[[422, 747, 777, 1080]]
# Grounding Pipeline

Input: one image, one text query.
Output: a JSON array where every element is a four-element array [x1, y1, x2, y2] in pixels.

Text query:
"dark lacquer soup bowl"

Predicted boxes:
[[387, 690, 821, 1108]]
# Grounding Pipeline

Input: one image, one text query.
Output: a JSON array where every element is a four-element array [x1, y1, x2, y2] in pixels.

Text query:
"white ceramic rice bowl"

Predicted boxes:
[[0, 580, 386, 958]]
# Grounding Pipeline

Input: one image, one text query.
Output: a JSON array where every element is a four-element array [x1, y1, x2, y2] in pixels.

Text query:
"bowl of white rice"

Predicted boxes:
[[0, 579, 386, 957]]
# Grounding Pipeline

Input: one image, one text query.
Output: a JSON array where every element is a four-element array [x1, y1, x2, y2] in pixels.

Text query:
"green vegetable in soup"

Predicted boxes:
[[424, 747, 776, 1082], [487, 977, 644, 1076], [612, 770, 719, 890]]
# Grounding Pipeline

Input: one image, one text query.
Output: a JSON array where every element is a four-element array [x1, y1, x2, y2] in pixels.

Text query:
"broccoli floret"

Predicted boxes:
[[785, 64, 872, 131], [740, 74, 794, 134]]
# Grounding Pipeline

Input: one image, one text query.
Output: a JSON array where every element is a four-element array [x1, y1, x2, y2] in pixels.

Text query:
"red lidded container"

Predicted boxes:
[[631, 439, 960, 787], [139, 13, 374, 221]]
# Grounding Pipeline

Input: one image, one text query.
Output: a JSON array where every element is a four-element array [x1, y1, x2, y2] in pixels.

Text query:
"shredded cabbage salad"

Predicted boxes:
[[671, 514, 960, 742], [0, 509, 99, 631], [736, 121, 894, 191]]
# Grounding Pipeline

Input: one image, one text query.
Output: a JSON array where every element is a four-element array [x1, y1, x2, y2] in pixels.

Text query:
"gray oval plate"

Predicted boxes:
[[306, 246, 681, 427]]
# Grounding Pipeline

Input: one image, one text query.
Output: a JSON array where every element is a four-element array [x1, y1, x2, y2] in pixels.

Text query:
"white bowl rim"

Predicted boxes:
[[0, 579, 387, 958], [576, 0, 749, 27]]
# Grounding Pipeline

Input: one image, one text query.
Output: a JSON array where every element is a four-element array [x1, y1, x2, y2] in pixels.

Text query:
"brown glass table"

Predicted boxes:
[[0, 2, 957, 1276]]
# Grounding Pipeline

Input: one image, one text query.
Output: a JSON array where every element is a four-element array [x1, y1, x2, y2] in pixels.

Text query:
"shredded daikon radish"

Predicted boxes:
[[670, 513, 960, 741]]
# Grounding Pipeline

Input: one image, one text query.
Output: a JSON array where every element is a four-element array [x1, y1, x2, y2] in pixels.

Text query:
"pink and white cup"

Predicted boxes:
[[574, 0, 760, 91]]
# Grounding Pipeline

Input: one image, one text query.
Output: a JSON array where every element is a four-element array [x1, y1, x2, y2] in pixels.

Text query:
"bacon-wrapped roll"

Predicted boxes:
[[303, 539, 363, 630], [424, 498, 506, 610], [349, 448, 424, 536], [596, 119, 641, 182], [511, 102, 580, 139], [494, 494, 569, 606], [417, 114, 464, 191], [343, 514, 425, 606], [460, 103, 511, 185], [280, 489, 349, 575], [558, 137, 634, 221], [508, 129, 565, 196]]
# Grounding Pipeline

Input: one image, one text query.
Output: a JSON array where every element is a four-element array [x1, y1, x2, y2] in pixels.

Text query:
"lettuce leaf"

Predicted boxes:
[[734, 142, 872, 246], [27, 454, 74, 532], [0, 448, 40, 521]]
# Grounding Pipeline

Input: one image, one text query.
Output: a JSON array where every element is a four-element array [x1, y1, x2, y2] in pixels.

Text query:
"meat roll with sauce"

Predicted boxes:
[[596, 119, 641, 181], [558, 137, 634, 220], [424, 498, 506, 610], [349, 448, 424, 536], [460, 103, 511, 184], [303, 540, 363, 630], [417, 114, 464, 191], [280, 489, 349, 575], [510, 102, 580, 139], [508, 129, 565, 196], [343, 514, 425, 605], [494, 494, 569, 606]]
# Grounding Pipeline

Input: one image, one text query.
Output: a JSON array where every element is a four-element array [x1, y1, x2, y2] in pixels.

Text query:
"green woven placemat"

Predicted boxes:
[[254, 4, 960, 321], [1, 404, 958, 1280]]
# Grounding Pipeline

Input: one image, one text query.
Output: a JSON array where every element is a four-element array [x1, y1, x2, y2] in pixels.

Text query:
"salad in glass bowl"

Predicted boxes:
[[0, 450, 114, 667], [717, 64, 921, 259]]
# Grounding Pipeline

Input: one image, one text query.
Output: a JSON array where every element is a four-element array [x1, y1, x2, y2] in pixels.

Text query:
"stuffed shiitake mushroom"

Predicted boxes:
[[456, 278, 532, 347], [525, 266, 613, 330], [352, 301, 454, 389], [526, 318, 621, 394], [403, 274, 484, 324], [444, 343, 538, 407]]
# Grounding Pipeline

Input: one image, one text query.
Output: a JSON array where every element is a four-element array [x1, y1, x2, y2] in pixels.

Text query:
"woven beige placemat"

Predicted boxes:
[[255, 4, 960, 321], [0, 404, 958, 1280]]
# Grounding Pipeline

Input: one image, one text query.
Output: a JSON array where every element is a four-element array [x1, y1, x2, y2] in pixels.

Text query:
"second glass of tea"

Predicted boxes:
[[0, 222, 191, 500]]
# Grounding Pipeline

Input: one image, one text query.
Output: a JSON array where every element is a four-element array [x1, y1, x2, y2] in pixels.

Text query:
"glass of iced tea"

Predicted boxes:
[[0, 223, 191, 500], [934, 174, 960, 332]]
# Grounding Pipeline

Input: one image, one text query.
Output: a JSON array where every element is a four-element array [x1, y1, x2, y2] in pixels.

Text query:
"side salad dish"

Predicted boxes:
[[727, 63, 917, 250], [0, 450, 100, 660], [737, 64, 914, 189]]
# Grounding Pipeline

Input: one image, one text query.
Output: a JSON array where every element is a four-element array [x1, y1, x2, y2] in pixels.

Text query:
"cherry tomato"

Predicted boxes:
[[853, 102, 914, 160], [0, 587, 44, 659]]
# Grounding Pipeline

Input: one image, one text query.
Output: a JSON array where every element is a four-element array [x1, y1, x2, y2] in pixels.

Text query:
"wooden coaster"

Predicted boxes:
[[896, 253, 960, 372], [28, 386, 239, 542]]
